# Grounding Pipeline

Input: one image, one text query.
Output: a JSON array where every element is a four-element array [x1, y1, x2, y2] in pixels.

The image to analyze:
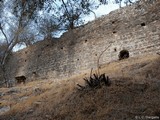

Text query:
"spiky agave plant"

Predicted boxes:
[[77, 72, 111, 90]]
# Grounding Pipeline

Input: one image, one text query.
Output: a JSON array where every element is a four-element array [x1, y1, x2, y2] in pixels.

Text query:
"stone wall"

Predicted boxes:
[[5, 0, 160, 83]]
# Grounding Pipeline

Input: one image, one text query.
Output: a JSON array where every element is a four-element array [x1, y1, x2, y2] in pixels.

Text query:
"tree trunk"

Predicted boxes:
[[0, 65, 8, 87], [0, 43, 15, 87], [70, 21, 75, 29]]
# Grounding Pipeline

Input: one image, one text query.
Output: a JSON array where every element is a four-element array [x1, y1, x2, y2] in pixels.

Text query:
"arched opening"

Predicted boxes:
[[15, 75, 26, 84], [119, 50, 129, 60]]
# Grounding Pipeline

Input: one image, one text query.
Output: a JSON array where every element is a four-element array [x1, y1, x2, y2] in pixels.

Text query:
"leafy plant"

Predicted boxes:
[[77, 72, 111, 90]]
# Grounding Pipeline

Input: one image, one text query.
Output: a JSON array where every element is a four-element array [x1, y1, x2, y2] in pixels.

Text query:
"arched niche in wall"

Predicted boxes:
[[118, 50, 129, 60], [15, 75, 26, 84]]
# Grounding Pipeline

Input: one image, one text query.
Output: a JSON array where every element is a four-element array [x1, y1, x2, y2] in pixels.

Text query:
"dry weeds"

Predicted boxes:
[[0, 54, 160, 120]]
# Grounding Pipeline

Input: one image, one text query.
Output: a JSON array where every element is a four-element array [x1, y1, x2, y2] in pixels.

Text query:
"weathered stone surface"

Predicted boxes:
[[4, 0, 160, 83], [0, 92, 5, 97], [6, 88, 20, 94], [0, 106, 10, 115]]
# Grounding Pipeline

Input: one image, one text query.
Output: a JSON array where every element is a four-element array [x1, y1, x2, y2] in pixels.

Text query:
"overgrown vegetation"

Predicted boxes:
[[77, 72, 111, 90], [0, 54, 160, 119]]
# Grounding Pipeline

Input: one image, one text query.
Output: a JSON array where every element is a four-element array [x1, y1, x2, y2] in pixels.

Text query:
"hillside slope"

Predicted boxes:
[[0, 54, 160, 120]]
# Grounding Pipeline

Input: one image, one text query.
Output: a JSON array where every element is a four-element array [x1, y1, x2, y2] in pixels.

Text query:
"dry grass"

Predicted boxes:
[[0, 54, 160, 120]]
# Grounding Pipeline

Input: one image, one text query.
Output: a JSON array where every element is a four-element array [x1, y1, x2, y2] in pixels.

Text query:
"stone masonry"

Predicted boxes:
[[4, 0, 160, 84]]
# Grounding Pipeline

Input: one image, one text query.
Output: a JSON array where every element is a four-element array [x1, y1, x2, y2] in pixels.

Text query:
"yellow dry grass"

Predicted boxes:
[[0, 54, 160, 120]]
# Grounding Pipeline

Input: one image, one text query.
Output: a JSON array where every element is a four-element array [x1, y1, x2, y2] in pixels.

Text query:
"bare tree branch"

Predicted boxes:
[[97, 44, 111, 76]]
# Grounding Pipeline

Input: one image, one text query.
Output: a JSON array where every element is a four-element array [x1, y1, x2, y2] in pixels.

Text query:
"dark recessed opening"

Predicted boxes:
[[112, 21, 115, 24], [15, 75, 26, 84], [85, 40, 87, 43], [113, 31, 117, 34], [77, 59, 79, 61], [25, 51, 27, 54], [46, 44, 49, 47], [38, 55, 40, 57], [141, 23, 146, 26], [95, 54, 97, 56], [33, 72, 36, 75], [114, 48, 117, 52], [61, 47, 63, 50], [119, 50, 129, 60], [25, 60, 27, 62]]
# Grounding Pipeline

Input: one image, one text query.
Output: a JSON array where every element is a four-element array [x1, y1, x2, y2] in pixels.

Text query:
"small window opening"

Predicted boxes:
[[112, 21, 115, 24], [85, 40, 87, 43], [25, 60, 27, 62], [77, 59, 79, 61], [119, 50, 129, 60], [33, 72, 36, 75], [114, 48, 117, 52], [32, 72, 37, 77], [61, 47, 63, 50], [113, 31, 117, 34], [141, 23, 145, 26]]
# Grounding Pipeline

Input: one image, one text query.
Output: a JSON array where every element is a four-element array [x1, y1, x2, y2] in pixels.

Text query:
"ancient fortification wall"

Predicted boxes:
[[5, 0, 160, 83]]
